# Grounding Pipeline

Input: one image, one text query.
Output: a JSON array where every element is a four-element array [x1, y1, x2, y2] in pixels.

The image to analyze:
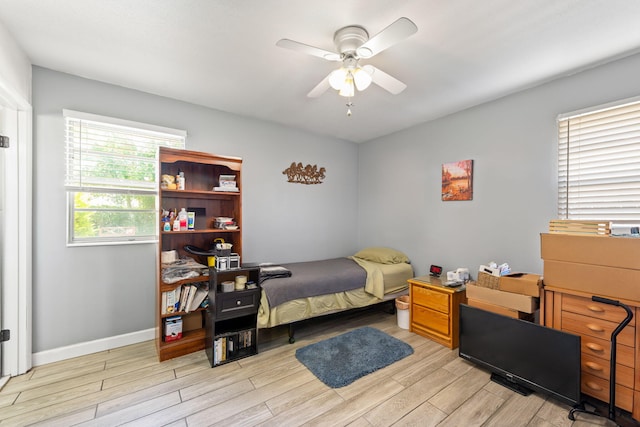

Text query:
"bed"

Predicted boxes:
[[256, 247, 414, 342]]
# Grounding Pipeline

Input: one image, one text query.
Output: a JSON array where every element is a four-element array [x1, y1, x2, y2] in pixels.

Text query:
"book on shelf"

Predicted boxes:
[[178, 286, 188, 313], [187, 286, 208, 312], [164, 286, 181, 314], [162, 283, 208, 315], [184, 285, 197, 313]]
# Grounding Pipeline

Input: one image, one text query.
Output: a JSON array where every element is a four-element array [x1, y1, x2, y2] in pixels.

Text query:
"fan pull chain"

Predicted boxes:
[[346, 99, 353, 117]]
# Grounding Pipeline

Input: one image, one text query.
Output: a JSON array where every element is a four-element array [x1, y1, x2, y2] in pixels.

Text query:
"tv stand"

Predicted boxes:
[[490, 372, 533, 396]]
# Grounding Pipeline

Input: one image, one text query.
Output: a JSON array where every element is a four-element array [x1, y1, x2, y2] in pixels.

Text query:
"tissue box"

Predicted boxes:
[[479, 264, 501, 277]]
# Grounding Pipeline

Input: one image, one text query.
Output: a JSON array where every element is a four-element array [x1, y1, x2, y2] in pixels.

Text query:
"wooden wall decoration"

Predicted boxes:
[[283, 162, 326, 184]]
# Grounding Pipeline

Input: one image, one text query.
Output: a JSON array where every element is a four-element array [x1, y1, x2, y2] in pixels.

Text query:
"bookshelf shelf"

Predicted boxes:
[[160, 306, 207, 319]]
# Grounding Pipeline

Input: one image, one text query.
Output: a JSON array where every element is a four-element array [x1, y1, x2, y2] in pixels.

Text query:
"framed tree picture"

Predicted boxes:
[[442, 160, 473, 201]]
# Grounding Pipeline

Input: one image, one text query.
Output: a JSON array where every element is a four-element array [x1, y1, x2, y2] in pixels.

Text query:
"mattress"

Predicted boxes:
[[257, 261, 413, 328]]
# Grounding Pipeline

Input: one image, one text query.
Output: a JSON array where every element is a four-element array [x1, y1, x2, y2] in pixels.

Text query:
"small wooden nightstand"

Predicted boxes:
[[408, 276, 467, 349]]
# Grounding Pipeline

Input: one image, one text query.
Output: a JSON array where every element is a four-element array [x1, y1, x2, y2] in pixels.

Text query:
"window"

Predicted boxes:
[[64, 110, 186, 245], [558, 97, 640, 222]]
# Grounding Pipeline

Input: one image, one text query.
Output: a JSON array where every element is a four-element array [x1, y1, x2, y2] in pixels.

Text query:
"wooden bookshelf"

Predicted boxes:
[[156, 147, 243, 362]]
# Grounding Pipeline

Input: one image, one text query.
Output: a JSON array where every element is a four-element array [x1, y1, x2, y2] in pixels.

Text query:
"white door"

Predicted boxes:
[[0, 102, 31, 379], [0, 105, 5, 377]]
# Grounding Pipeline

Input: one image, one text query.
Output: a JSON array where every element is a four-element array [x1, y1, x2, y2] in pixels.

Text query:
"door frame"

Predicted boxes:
[[0, 81, 32, 379]]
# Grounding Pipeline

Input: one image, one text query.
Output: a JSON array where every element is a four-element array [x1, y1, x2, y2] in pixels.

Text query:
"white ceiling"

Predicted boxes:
[[1, 0, 640, 143]]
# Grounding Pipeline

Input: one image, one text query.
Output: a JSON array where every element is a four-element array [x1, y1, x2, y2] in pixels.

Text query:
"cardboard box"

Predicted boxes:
[[465, 283, 539, 313], [182, 312, 202, 331], [541, 233, 640, 301], [476, 271, 500, 289], [498, 273, 542, 297], [164, 316, 182, 342], [541, 233, 640, 269], [467, 298, 535, 321], [543, 260, 640, 301]]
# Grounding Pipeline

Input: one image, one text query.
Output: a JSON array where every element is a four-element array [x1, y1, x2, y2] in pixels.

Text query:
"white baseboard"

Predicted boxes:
[[31, 328, 155, 367], [0, 375, 10, 391]]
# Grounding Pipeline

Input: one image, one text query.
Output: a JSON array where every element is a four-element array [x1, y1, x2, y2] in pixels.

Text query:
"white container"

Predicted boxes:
[[177, 171, 185, 190], [178, 208, 188, 230], [397, 308, 409, 330], [395, 296, 410, 330]]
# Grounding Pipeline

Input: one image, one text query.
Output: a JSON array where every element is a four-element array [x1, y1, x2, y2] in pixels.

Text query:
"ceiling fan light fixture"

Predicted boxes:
[[353, 67, 372, 91], [329, 68, 348, 90], [338, 73, 355, 97]]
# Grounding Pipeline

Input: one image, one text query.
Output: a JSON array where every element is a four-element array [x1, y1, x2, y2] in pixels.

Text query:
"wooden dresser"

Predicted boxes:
[[540, 233, 640, 421], [542, 288, 637, 415], [408, 276, 467, 349]]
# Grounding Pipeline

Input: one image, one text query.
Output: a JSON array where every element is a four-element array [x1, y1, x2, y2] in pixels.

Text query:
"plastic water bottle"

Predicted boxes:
[[178, 208, 188, 230]]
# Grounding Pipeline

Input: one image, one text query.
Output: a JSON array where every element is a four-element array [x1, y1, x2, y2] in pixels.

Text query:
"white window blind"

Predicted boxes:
[[65, 110, 186, 193], [558, 97, 640, 222], [64, 110, 186, 245]]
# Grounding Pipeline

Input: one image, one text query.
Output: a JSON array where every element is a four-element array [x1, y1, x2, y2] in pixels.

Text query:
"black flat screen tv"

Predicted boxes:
[[459, 304, 581, 406]]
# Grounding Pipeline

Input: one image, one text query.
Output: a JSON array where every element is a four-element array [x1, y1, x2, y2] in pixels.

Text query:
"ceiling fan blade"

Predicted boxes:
[[307, 73, 332, 98], [362, 65, 407, 94], [276, 39, 341, 61], [356, 17, 417, 58]]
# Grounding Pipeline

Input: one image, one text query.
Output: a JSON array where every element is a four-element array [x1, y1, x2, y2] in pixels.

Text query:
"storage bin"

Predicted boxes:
[[395, 295, 410, 329]]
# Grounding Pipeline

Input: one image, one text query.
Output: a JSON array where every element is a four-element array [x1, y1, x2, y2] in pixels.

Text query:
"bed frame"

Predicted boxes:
[[283, 288, 408, 343]]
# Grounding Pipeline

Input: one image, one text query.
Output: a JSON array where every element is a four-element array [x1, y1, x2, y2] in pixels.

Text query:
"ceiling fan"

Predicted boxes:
[[276, 17, 418, 103]]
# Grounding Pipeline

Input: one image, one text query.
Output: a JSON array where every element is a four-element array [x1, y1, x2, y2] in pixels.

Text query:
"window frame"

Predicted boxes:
[[64, 110, 186, 246]]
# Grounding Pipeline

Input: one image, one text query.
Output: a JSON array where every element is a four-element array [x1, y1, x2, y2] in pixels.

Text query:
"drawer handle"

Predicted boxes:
[[587, 323, 604, 332], [587, 304, 605, 313], [236, 300, 241, 306], [585, 361, 603, 372], [585, 381, 603, 391], [586, 342, 605, 352]]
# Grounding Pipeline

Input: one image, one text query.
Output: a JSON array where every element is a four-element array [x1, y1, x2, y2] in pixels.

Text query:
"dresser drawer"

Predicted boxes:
[[412, 304, 450, 335], [412, 285, 450, 313], [582, 352, 634, 388], [561, 310, 635, 347], [578, 333, 635, 368], [562, 294, 636, 325], [216, 289, 260, 320], [582, 372, 634, 411]]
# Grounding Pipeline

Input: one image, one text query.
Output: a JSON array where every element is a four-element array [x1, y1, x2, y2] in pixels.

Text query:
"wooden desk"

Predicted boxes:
[[408, 276, 467, 349]]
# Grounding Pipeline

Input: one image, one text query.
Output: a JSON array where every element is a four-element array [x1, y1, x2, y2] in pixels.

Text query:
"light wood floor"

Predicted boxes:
[[0, 305, 628, 426]]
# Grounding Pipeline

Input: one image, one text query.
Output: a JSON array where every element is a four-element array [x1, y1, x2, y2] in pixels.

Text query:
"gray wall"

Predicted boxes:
[[357, 52, 640, 278], [32, 50, 640, 353], [32, 67, 359, 352]]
